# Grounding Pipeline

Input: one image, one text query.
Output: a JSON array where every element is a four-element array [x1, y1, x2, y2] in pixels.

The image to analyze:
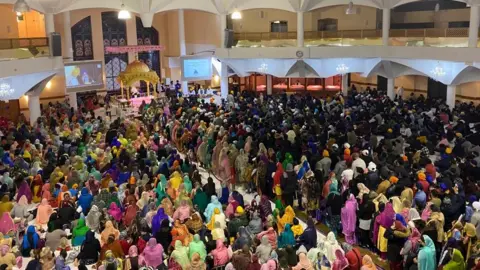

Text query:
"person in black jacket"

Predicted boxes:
[[357, 194, 375, 249], [384, 215, 410, 270], [281, 163, 297, 207], [326, 180, 343, 236]]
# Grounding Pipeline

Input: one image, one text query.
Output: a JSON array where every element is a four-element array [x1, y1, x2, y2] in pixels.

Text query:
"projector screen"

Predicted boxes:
[[181, 57, 212, 81], [64, 61, 104, 91]]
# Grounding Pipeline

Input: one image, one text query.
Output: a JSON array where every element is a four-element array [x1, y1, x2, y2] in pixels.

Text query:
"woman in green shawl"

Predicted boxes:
[[443, 248, 465, 270], [193, 185, 208, 214], [418, 235, 436, 270], [188, 234, 207, 261], [171, 240, 190, 268], [183, 176, 193, 194], [282, 153, 293, 170], [72, 218, 90, 246], [155, 174, 168, 206]]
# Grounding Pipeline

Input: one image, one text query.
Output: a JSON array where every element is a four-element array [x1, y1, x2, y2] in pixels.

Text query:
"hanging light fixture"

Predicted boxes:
[[336, 63, 350, 74], [430, 62, 446, 80], [13, 0, 30, 13], [118, 0, 131, 20], [434, 3, 440, 12], [231, 10, 242, 20], [345, 1, 356, 15]]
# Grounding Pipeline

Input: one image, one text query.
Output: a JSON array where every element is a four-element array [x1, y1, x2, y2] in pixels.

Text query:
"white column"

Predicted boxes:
[[382, 8, 390, 46], [178, 9, 189, 95], [220, 62, 228, 99], [266, 75, 273, 95], [68, 92, 77, 111], [28, 95, 41, 124], [297, 11, 304, 47], [63, 11, 73, 60], [447, 85, 456, 110], [140, 13, 154, 28], [45, 13, 55, 34], [220, 14, 227, 48], [469, 5, 480, 48], [387, 78, 395, 100], [342, 73, 349, 96]]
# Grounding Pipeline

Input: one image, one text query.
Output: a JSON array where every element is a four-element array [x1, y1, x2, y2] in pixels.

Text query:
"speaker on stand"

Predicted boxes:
[[224, 29, 234, 48], [50, 32, 62, 57]]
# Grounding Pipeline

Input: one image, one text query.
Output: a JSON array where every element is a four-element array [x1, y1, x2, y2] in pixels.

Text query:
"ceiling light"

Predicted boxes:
[[46, 81, 52, 89], [346, 1, 356, 15], [336, 63, 349, 74], [13, 0, 30, 13], [258, 62, 268, 73], [231, 10, 242, 20], [118, 4, 131, 20], [16, 11, 22, 16]]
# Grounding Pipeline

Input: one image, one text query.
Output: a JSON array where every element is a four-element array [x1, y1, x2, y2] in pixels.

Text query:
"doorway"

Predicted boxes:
[[427, 78, 447, 100]]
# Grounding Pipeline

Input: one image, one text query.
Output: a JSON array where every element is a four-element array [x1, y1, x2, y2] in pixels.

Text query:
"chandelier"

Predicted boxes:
[[430, 65, 446, 78], [258, 62, 268, 73], [336, 63, 349, 74], [0, 82, 14, 100]]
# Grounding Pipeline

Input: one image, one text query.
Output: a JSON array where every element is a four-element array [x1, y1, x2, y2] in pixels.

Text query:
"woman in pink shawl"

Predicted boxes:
[[211, 139, 222, 175], [225, 195, 239, 218], [36, 198, 53, 226], [373, 202, 395, 259], [218, 142, 231, 183], [0, 212, 15, 234], [141, 238, 164, 268], [341, 194, 357, 245], [16, 181, 32, 203], [421, 202, 433, 221], [41, 183, 52, 201], [108, 202, 123, 223]]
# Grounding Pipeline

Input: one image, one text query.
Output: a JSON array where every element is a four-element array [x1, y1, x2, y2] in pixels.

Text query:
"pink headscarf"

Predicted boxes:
[[128, 245, 138, 257], [108, 202, 123, 222], [36, 199, 53, 225], [373, 202, 395, 245], [42, 183, 52, 200], [0, 213, 15, 234], [409, 228, 422, 250], [332, 249, 348, 270], [421, 202, 433, 221], [141, 238, 164, 268], [260, 260, 277, 270], [341, 194, 357, 235]]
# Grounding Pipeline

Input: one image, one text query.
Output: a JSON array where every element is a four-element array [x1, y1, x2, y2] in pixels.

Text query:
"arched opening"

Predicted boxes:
[[71, 16, 93, 61]]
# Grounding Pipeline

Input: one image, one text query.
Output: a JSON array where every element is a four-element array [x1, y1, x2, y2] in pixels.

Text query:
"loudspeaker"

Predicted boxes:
[[224, 29, 234, 48], [50, 32, 62, 57]]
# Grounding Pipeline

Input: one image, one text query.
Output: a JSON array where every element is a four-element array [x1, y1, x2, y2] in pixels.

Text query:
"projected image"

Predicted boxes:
[[182, 58, 212, 80], [65, 62, 103, 88]]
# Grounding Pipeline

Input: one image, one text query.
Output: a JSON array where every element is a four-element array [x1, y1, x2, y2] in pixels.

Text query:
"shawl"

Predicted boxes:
[[101, 221, 119, 244], [73, 218, 90, 237], [324, 232, 343, 263], [0, 213, 15, 234], [189, 234, 207, 261], [86, 205, 102, 231], [108, 202, 123, 222], [36, 198, 53, 225], [171, 240, 189, 269], [151, 208, 169, 235], [186, 213, 203, 233], [0, 195, 13, 218], [278, 224, 296, 248], [361, 255, 376, 270], [373, 203, 395, 244], [142, 238, 164, 268], [22, 225, 39, 250], [341, 194, 357, 234], [17, 181, 32, 203], [443, 248, 465, 270], [418, 235, 436, 270]]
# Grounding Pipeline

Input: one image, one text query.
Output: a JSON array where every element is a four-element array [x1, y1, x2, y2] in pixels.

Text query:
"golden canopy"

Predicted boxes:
[[116, 60, 159, 99], [117, 60, 159, 87]]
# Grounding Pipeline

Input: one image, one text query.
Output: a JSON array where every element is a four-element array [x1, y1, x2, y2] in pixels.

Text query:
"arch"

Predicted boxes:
[[102, 11, 128, 93], [71, 16, 94, 61]]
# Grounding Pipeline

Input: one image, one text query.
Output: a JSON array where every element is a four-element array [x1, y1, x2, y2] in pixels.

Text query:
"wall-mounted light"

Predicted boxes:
[[46, 81, 52, 89], [213, 75, 220, 83], [273, 21, 280, 24], [231, 10, 242, 20]]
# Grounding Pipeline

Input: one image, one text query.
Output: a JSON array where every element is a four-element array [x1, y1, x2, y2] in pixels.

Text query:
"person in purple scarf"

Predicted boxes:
[[151, 208, 169, 235], [373, 202, 395, 259], [16, 180, 32, 203]]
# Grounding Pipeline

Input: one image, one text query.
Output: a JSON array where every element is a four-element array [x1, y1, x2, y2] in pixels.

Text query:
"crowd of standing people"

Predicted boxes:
[[0, 87, 480, 270]]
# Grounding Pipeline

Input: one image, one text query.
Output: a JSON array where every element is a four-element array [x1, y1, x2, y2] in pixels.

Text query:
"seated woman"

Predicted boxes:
[[141, 238, 164, 268], [76, 231, 101, 265], [100, 235, 124, 260], [72, 218, 90, 246], [36, 199, 53, 226], [21, 225, 40, 257]]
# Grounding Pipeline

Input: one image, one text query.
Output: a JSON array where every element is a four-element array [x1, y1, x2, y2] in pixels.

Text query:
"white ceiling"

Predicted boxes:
[[1, 0, 479, 15], [220, 57, 480, 86]]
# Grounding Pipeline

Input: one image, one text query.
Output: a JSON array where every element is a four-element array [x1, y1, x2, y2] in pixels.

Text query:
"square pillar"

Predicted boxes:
[[382, 8, 390, 46], [63, 11, 73, 60], [28, 95, 41, 124], [68, 92, 77, 111], [341, 74, 349, 96], [447, 85, 456, 110], [266, 75, 273, 95], [220, 14, 227, 49], [387, 78, 395, 100], [220, 62, 228, 99], [297, 11, 304, 47], [178, 9, 189, 96], [469, 5, 480, 48]]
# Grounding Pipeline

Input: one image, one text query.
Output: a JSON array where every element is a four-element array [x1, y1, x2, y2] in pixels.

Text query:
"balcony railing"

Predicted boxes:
[[0, 37, 49, 50], [0, 37, 50, 61], [234, 28, 474, 47]]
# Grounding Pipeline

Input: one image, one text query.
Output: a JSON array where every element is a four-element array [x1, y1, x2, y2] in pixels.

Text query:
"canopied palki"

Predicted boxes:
[[106, 45, 163, 109]]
